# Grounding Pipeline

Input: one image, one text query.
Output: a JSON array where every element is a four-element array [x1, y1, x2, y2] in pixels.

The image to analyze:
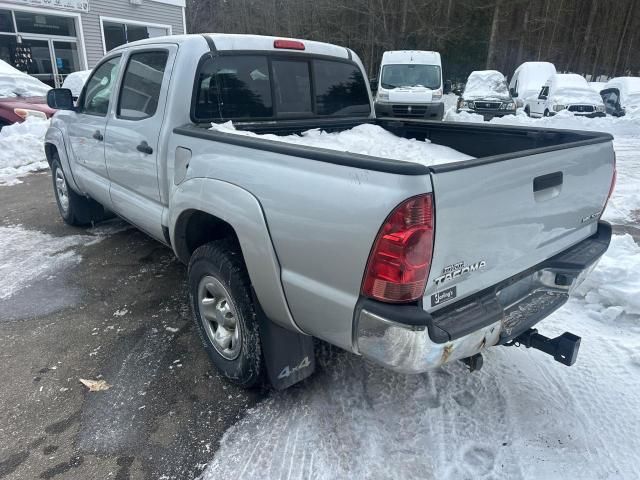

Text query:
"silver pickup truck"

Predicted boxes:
[[44, 34, 615, 389]]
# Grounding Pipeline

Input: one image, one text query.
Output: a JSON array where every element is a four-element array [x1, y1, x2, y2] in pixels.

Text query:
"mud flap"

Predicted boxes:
[[253, 291, 315, 390]]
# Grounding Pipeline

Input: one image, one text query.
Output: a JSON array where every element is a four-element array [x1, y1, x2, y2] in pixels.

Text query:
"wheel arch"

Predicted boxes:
[[169, 178, 303, 334], [44, 127, 82, 193]]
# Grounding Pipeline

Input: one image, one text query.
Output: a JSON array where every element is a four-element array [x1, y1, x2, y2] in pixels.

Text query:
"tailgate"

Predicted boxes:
[[424, 140, 614, 311]]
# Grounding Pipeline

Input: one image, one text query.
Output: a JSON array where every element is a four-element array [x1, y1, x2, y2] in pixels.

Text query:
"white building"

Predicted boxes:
[[0, 0, 186, 86]]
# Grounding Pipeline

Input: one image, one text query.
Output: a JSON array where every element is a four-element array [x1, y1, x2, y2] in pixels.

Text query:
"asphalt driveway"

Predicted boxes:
[[0, 172, 264, 479]]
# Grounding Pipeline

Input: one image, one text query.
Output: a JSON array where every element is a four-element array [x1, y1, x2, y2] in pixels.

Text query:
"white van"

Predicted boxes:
[[508, 62, 556, 108], [374, 50, 444, 120]]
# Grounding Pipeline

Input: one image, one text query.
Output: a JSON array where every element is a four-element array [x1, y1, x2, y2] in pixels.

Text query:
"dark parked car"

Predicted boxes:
[[457, 70, 516, 120], [600, 77, 640, 117]]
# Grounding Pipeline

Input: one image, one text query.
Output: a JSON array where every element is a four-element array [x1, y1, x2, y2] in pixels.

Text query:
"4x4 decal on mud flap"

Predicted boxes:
[[277, 356, 312, 379]]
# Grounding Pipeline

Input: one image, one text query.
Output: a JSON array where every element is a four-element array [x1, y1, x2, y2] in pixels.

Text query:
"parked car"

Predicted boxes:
[[62, 70, 92, 100], [600, 77, 640, 117], [456, 70, 516, 120], [374, 50, 445, 120], [45, 34, 614, 389], [508, 61, 556, 108], [0, 60, 54, 128], [525, 74, 605, 118]]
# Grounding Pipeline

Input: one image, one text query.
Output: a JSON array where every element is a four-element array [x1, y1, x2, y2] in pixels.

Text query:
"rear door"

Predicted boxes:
[[424, 141, 614, 311], [104, 46, 176, 241], [532, 86, 548, 116]]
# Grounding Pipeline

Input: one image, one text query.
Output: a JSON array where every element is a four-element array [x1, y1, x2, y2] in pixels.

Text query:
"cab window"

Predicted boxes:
[[538, 86, 549, 100], [117, 50, 169, 120], [82, 56, 121, 116]]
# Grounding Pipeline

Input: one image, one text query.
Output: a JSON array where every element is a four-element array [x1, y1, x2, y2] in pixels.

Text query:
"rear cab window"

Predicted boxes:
[[192, 53, 370, 123]]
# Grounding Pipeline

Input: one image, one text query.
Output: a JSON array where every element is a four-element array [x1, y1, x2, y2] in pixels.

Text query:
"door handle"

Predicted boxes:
[[136, 141, 153, 155], [93, 130, 103, 141], [533, 171, 563, 192]]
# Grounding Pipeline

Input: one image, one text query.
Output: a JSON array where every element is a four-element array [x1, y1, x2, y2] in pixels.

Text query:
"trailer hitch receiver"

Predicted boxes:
[[509, 329, 581, 366]]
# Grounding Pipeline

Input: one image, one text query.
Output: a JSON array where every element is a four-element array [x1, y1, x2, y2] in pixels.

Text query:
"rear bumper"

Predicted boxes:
[[354, 221, 611, 373], [375, 101, 444, 120]]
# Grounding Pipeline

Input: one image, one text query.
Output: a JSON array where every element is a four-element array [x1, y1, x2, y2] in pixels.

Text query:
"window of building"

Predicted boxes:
[[118, 50, 169, 120], [0, 9, 14, 33], [0, 9, 83, 87], [14, 11, 76, 37], [103, 20, 169, 52]]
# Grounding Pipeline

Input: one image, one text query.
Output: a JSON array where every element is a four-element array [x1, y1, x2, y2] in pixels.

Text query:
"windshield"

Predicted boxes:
[[380, 64, 441, 89]]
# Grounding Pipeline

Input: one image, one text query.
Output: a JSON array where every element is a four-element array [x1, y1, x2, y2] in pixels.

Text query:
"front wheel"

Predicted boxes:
[[544, 109, 550, 117], [188, 240, 264, 388], [524, 106, 530, 117], [51, 154, 106, 226]]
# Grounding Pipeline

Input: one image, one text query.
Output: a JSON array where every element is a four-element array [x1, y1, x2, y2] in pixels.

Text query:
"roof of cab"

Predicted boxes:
[[111, 33, 352, 59], [380, 50, 441, 65]]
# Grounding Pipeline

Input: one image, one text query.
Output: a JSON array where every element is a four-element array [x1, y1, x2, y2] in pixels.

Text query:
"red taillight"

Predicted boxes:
[[362, 194, 435, 303], [273, 39, 305, 50]]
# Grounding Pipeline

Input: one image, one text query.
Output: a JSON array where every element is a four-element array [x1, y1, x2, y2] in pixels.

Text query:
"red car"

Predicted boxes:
[[0, 95, 55, 128], [0, 60, 55, 128]]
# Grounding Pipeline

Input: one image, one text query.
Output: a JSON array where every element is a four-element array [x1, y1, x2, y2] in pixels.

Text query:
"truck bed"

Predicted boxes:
[[175, 117, 612, 174], [173, 118, 614, 351]]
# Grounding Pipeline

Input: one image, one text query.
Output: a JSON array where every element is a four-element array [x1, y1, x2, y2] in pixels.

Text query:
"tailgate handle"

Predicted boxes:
[[533, 172, 563, 192]]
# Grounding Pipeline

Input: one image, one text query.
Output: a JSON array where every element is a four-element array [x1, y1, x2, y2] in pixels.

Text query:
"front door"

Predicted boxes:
[[104, 46, 175, 241], [66, 55, 122, 208], [19, 38, 82, 87]]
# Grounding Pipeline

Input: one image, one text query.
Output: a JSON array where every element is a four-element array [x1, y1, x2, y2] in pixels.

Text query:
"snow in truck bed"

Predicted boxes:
[[209, 122, 474, 166]]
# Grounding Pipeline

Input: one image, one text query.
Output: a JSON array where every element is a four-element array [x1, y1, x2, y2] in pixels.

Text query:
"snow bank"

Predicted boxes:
[[0, 59, 51, 98], [574, 234, 640, 316], [209, 122, 474, 166], [0, 117, 50, 186], [200, 232, 640, 480], [463, 70, 509, 100]]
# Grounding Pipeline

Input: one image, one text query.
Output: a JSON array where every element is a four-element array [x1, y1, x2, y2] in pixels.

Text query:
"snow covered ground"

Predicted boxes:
[[0, 117, 49, 186], [200, 106, 640, 480]]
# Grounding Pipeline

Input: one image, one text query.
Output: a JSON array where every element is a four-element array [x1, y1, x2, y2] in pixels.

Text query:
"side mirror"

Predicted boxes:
[[369, 78, 378, 93], [509, 88, 518, 98], [443, 80, 452, 94], [47, 88, 75, 110]]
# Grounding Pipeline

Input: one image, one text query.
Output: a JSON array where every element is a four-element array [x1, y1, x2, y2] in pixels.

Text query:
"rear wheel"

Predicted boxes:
[[524, 105, 530, 116], [188, 240, 264, 388], [51, 154, 106, 226]]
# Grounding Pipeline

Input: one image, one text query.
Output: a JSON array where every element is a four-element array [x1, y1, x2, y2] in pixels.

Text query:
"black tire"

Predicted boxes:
[[51, 154, 106, 226], [188, 240, 264, 388], [524, 106, 530, 117], [544, 109, 550, 117]]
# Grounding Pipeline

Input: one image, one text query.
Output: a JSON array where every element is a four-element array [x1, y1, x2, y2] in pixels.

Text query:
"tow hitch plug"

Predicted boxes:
[[509, 329, 581, 366]]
